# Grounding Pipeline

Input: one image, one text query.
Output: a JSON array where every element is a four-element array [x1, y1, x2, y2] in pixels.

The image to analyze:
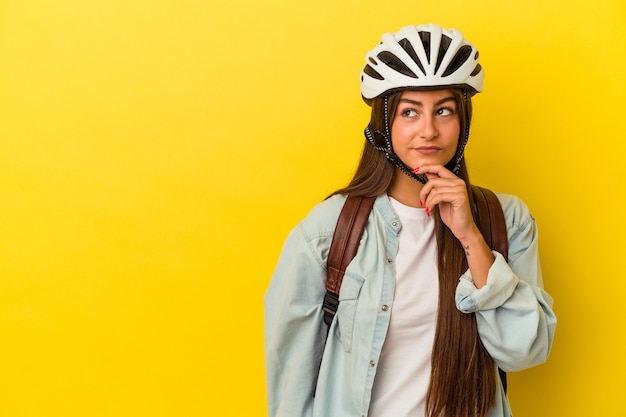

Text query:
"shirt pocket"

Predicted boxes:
[[336, 274, 365, 353]]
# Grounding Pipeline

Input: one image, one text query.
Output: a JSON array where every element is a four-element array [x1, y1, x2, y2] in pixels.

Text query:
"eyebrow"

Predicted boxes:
[[399, 96, 456, 106]]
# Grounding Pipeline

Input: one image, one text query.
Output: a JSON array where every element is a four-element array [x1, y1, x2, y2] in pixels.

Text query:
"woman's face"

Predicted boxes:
[[390, 89, 460, 171]]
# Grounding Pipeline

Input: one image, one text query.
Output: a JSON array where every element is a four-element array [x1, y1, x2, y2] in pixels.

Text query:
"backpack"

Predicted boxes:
[[322, 185, 509, 392]]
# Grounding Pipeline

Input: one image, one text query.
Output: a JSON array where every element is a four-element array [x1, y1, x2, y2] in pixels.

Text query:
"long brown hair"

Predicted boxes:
[[331, 89, 497, 417]]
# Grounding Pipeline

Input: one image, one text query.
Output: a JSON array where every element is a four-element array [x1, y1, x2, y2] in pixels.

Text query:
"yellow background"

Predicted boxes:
[[1, 0, 624, 416]]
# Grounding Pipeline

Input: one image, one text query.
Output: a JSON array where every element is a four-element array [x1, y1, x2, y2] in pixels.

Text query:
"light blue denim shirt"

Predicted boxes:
[[265, 193, 556, 417]]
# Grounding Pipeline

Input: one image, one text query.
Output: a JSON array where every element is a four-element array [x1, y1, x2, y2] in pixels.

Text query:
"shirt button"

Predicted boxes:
[[369, 360, 375, 367], [391, 221, 398, 227], [386, 258, 392, 264], [381, 304, 388, 311]]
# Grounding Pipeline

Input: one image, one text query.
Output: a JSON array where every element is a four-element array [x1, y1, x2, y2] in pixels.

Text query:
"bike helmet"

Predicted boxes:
[[361, 24, 483, 183], [361, 24, 483, 103]]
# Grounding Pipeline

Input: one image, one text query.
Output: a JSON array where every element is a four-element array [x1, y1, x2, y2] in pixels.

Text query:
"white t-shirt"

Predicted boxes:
[[369, 197, 439, 417]]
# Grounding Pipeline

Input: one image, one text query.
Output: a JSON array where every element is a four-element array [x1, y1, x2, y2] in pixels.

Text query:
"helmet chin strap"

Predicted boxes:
[[448, 90, 470, 175], [364, 91, 470, 184]]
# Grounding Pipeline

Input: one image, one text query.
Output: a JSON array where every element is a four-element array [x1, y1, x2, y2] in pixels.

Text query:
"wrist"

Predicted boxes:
[[459, 226, 491, 258], [457, 224, 483, 248], [459, 227, 495, 288]]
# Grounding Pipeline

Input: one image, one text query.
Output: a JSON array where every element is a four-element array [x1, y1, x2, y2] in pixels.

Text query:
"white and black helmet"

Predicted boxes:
[[361, 24, 483, 183], [361, 24, 483, 103]]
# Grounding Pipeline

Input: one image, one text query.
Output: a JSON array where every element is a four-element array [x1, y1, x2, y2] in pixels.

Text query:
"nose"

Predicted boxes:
[[419, 115, 438, 140]]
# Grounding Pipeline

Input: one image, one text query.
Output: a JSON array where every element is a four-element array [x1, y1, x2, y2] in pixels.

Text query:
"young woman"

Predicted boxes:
[[264, 24, 556, 417]]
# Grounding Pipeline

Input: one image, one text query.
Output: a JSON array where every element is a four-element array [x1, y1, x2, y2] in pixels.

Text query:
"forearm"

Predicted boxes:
[[459, 224, 495, 288], [456, 193, 557, 370]]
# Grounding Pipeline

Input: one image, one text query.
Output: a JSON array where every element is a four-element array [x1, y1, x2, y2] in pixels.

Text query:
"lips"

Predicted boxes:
[[415, 146, 441, 155]]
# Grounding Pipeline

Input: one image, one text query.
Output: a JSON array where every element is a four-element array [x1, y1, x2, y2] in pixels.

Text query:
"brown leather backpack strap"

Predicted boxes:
[[323, 195, 375, 326], [471, 185, 508, 260], [471, 185, 510, 393]]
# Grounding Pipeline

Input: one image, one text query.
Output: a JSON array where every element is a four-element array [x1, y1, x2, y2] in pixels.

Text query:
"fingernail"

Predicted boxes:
[[419, 200, 423, 207], [426, 207, 430, 217], [412, 167, 420, 173]]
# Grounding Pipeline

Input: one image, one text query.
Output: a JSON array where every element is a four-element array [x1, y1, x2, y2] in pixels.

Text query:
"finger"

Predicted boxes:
[[420, 177, 466, 207], [423, 191, 462, 213], [415, 164, 456, 179], [425, 190, 468, 208], [423, 184, 469, 215]]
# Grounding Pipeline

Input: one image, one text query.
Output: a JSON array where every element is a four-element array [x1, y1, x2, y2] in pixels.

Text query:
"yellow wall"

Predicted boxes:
[[1, 0, 624, 416]]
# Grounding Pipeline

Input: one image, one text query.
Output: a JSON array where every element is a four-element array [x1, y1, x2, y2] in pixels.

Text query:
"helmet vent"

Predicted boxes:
[[364, 64, 384, 80], [442, 45, 472, 77], [435, 35, 453, 73], [418, 31, 431, 64], [377, 51, 418, 78], [470, 64, 482, 77], [398, 38, 425, 75]]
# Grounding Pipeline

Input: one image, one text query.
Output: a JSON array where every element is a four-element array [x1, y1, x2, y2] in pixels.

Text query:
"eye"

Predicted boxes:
[[436, 107, 456, 117], [400, 108, 418, 117]]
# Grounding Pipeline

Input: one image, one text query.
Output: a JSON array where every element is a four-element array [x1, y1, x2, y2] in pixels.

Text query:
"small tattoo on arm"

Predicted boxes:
[[463, 244, 470, 256]]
